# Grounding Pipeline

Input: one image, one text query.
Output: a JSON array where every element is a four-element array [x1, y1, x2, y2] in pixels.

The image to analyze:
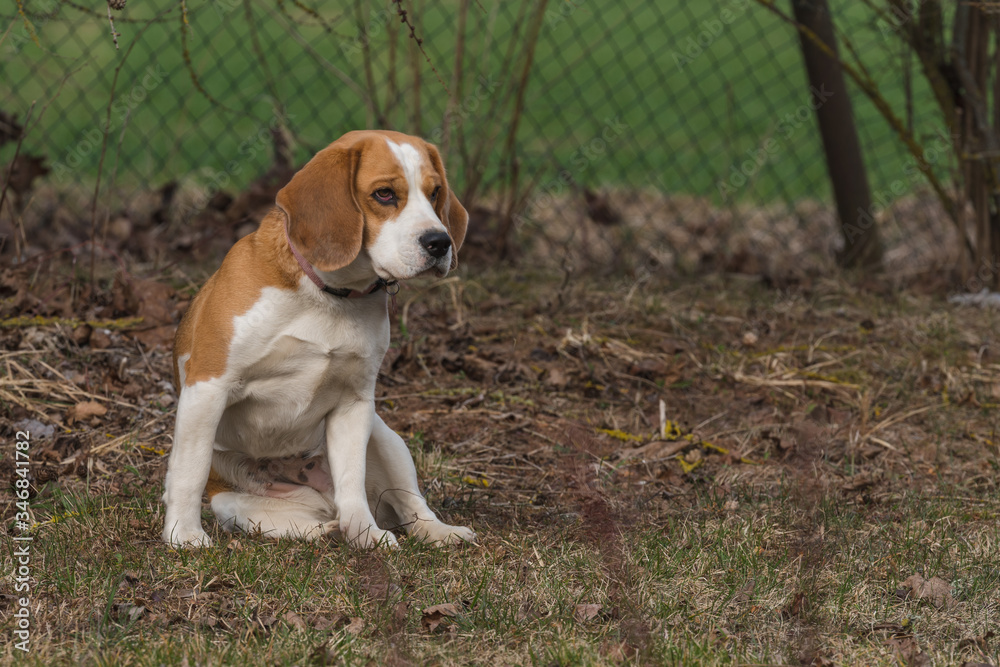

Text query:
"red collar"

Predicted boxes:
[[284, 223, 399, 300]]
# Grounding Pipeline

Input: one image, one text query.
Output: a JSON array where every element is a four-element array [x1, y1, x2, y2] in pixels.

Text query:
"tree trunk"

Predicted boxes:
[[791, 0, 883, 270]]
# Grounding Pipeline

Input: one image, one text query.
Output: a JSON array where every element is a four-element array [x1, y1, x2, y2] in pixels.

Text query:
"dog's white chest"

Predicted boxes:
[[209, 288, 389, 458]]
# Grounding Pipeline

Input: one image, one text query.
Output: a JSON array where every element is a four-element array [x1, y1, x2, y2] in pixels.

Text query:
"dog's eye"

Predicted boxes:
[[430, 186, 441, 202], [372, 188, 396, 205]]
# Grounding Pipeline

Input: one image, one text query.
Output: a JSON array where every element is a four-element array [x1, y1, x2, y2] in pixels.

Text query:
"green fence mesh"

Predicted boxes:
[[1, 0, 956, 274]]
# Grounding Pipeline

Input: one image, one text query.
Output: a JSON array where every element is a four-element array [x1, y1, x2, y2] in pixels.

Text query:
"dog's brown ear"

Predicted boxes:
[[276, 144, 364, 272], [424, 141, 468, 270]]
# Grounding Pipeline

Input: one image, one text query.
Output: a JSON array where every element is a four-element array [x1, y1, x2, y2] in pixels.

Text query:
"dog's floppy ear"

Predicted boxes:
[[424, 141, 468, 270], [276, 144, 364, 272]]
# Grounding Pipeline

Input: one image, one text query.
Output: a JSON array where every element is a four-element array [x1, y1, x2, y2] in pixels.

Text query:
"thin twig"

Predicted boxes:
[[0, 102, 35, 262], [180, 0, 236, 114], [498, 0, 552, 252], [441, 0, 468, 158], [14, 0, 39, 48], [101, 108, 132, 249], [263, 3, 368, 101], [392, 0, 448, 92], [356, 0, 384, 127], [106, 1, 120, 50], [89, 10, 168, 296], [288, 0, 338, 32], [243, 0, 288, 126]]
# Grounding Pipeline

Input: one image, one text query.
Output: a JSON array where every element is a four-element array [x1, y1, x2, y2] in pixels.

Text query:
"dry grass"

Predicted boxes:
[[2, 265, 1000, 666]]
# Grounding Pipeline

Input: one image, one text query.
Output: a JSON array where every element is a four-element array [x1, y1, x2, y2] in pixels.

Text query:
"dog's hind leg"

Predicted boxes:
[[365, 415, 476, 545], [211, 487, 339, 541]]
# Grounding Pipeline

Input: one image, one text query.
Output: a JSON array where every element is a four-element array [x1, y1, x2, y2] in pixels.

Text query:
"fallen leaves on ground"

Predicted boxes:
[[900, 574, 957, 610], [574, 603, 603, 623], [65, 400, 107, 425], [884, 635, 931, 667], [421, 603, 460, 633]]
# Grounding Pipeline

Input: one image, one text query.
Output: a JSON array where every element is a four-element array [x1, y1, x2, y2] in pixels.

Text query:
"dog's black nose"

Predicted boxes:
[[419, 231, 452, 259]]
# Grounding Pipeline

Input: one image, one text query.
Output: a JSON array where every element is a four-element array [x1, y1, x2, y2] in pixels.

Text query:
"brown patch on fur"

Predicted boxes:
[[204, 467, 231, 499], [276, 137, 366, 272], [172, 211, 300, 387]]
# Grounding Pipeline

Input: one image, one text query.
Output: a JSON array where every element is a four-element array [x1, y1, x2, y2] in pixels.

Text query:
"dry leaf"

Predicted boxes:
[[902, 574, 957, 610], [363, 582, 402, 601], [782, 591, 809, 620], [89, 328, 113, 349], [66, 401, 107, 425], [309, 614, 336, 632], [884, 635, 931, 667], [957, 630, 994, 653], [114, 603, 145, 622], [345, 617, 364, 635], [421, 603, 459, 633], [545, 367, 569, 388], [841, 473, 877, 492], [574, 603, 602, 622], [283, 611, 307, 631]]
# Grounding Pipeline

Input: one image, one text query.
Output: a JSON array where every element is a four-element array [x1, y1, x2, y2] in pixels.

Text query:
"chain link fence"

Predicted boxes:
[[1, 0, 957, 278]]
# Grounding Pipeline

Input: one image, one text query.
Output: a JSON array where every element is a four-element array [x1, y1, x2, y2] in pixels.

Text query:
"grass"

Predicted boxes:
[[3, 0, 944, 204], [9, 484, 999, 664], [2, 266, 1000, 665]]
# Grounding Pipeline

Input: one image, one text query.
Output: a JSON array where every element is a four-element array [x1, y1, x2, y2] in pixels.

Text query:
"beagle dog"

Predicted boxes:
[[162, 130, 474, 549]]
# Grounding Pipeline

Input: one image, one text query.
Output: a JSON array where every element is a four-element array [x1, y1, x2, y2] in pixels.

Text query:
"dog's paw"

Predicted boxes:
[[344, 524, 398, 549], [300, 520, 340, 541], [411, 521, 477, 546], [163, 525, 214, 548]]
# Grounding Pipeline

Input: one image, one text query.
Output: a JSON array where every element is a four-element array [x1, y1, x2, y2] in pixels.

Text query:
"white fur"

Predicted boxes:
[[163, 184, 474, 549]]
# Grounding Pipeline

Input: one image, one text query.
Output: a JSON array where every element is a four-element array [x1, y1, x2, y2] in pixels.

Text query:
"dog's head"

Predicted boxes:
[[276, 130, 468, 281]]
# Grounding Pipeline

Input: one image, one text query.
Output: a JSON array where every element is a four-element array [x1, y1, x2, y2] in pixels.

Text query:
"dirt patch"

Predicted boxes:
[[3, 184, 1000, 665]]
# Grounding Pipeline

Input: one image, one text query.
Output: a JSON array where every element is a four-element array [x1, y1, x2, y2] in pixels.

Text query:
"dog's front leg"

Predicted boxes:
[[162, 381, 226, 548], [326, 399, 397, 548]]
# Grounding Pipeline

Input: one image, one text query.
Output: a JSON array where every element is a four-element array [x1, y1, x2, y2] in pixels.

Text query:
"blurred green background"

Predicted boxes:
[[1, 0, 943, 206]]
